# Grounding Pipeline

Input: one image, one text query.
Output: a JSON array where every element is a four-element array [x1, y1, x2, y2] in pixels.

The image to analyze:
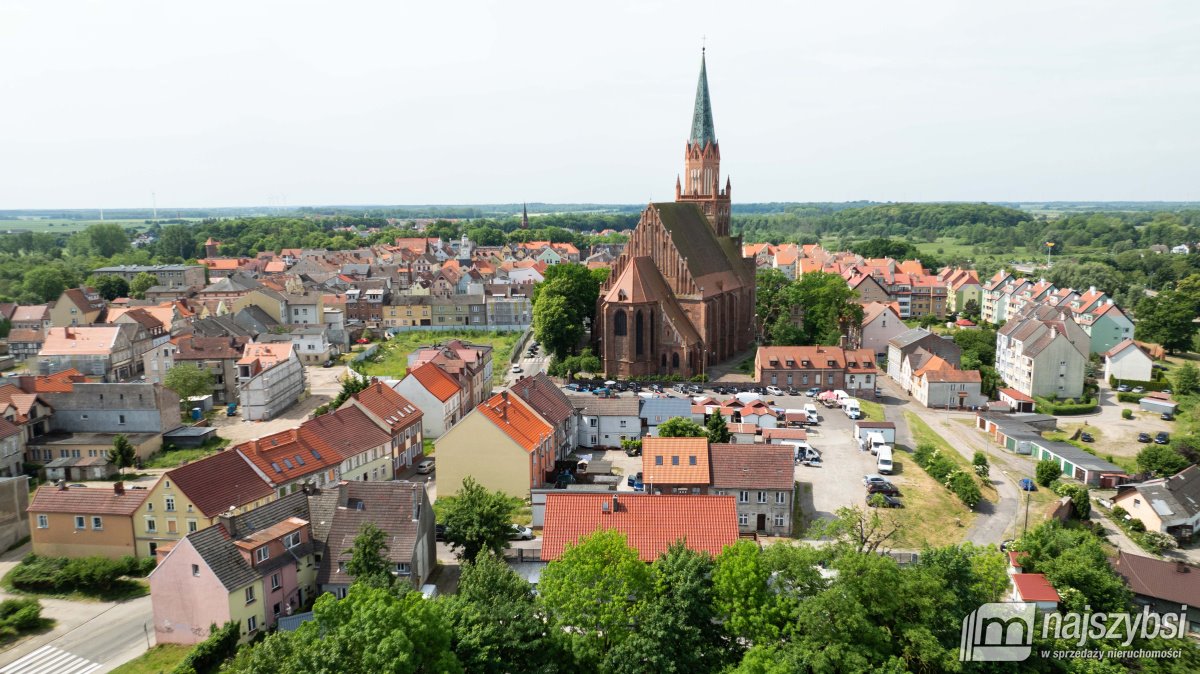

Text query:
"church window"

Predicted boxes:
[[635, 311, 645, 356], [672, 352, 680, 369], [614, 310, 627, 336]]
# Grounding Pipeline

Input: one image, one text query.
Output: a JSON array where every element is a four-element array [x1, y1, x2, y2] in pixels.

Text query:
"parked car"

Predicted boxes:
[[626, 472, 643, 487], [322, 360, 334, 368], [1163, 389, 1173, 395], [847, 409, 863, 420], [786, 387, 800, 396], [1019, 478, 1036, 491], [435, 524, 447, 542], [416, 459, 435, 474], [863, 474, 888, 486], [866, 482, 901, 497], [1162, 412, 1174, 421], [1155, 432, 1170, 445], [1132, 386, 1145, 393], [508, 525, 535, 541], [766, 386, 784, 397], [1116, 384, 1130, 392], [806, 387, 821, 397], [1080, 432, 1094, 443], [1137, 432, 1152, 443], [511, 365, 523, 374], [867, 493, 903, 508]]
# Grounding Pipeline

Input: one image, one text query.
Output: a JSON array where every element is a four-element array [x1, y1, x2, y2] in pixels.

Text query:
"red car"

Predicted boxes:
[[356, 338, 370, 344]]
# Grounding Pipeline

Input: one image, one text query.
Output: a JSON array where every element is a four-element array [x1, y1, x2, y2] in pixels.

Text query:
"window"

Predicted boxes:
[[271, 573, 281, 590], [118, 414, 126, 425], [619, 419, 627, 428], [655, 456, 663, 466], [589, 418, 597, 427], [92, 516, 103, 530], [671, 455, 679, 465], [247, 615, 257, 632], [688, 455, 697, 465], [776, 491, 786, 504], [245, 587, 256, 604], [146, 519, 157, 533], [775, 515, 786, 527], [255, 546, 269, 563], [738, 491, 749, 503], [396, 562, 411, 576], [74, 515, 86, 529], [188, 520, 198, 533], [165, 497, 175, 512], [167, 520, 177, 534], [1133, 499, 1141, 507], [147, 502, 153, 511], [274, 602, 282, 618], [758, 491, 767, 504], [284, 531, 301, 549], [36, 515, 48, 529], [738, 513, 749, 526]]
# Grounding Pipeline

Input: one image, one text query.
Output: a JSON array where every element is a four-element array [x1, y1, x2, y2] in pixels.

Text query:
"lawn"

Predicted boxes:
[[903, 412, 997, 502], [0, 218, 147, 233], [357, 330, 522, 385], [422, 438, 435, 457], [1044, 427, 1138, 474], [433, 493, 531, 527], [109, 644, 193, 674], [858, 399, 885, 422], [888, 454, 975, 548], [143, 437, 231, 469]]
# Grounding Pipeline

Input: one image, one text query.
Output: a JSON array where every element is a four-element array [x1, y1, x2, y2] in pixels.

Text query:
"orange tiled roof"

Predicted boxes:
[[476, 391, 552, 452], [642, 437, 710, 485], [351, 380, 423, 433], [408, 361, 460, 402], [29, 483, 151, 516], [541, 493, 738, 562]]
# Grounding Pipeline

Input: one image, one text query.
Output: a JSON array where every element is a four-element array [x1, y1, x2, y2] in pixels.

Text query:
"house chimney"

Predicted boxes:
[[612, 494, 619, 512], [218, 508, 236, 535], [56, 479, 66, 490], [113, 482, 125, 495]]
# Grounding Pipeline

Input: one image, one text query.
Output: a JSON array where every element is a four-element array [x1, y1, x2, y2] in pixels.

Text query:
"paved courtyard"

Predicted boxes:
[[209, 365, 348, 444]]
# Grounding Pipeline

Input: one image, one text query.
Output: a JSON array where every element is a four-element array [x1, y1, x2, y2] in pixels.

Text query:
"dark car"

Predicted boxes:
[[1155, 432, 1170, 445], [435, 524, 447, 542], [1080, 432, 1094, 443], [806, 387, 821, 397], [786, 387, 801, 396], [866, 482, 901, 497], [626, 472, 643, 487], [1137, 432, 1152, 443], [1019, 478, 1036, 491], [1162, 412, 1174, 421], [867, 493, 903, 508]]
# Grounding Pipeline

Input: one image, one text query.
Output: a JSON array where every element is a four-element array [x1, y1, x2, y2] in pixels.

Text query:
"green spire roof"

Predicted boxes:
[[689, 51, 716, 148]]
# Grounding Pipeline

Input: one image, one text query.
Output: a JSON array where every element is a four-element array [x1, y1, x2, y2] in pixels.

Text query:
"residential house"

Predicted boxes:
[[393, 361, 462, 439], [7, 329, 44, 361], [857, 301, 904, 359], [1110, 551, 1200, 635], [234, 426, 343, 498], [196, 274, 263, 303], [641, 437, 710, 495], [1103, 339, 1154, 383], [146, 335, 250, 404], [49, 287, 107, 327], [1075, 300, 1134, 355], [312, 481, 436, 598], [570, 396, 641, 449], [150, 492, 319, 645], [940, 267, 982, 315], [911, 358, 986, 409], [709, 443, 794, 535], [540, 493, 738, 562], [384, 295, 433, 328], [340, 380, 424, 471], [237, 342, 306, 421], [1114, 466, 1200, 542], [29, 481, 150, 558], [755, 345, 878, 396], [111, 307, 169, 371], [0, 419, 24, 478], [92, 265, 206, 290], [407, 340, 493, 411], [303, 405, 395, 483], [886, 328, 962, 393], [509, 373, 577, 461], [11, 305, 51, 336], [284, 327, 336, 366], [1010, 573, 1060, 611], [231, 287, 289, 324], [436, 390, 555, 499], [282, 293, 323, 325], [135, 448, 277, 557], [639, 397, 694, 436], [995, 303, 1089, 399], [38, 325, 135, 381]]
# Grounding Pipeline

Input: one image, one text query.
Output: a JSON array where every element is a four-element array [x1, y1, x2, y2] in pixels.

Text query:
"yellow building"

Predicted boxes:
[[384, 298, 432, 328], [29, 482, 149, 558], [436, 391, 555, 500], [49, 287, 107, 327], [231, 289, 288, 324], [134, 448, 277, 557]]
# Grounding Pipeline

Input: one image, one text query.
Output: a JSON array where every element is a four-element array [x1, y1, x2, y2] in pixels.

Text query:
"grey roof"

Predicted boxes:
[[202, 274, 262, 294], [317, 481, 426, 586], [1123, 466, 1200, 522], [230, 491, 312, 539], [190, 315, 256, 339], [93, 264, 202, 273], [187, 525, 259, 591], [568, 395, 641, 417], [233, 306, 279, 334], [689, 51, 716, 148], [639, 397, 693, 421], [1036, 439, 1123, 474], [889, 328, 937, 350]]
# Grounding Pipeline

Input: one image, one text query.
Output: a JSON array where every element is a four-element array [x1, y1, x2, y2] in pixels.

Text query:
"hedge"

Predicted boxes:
[[1116, 392, 1143, 404], [1034, 396, 1097, 415], [8, 554, 155, 594], [173, 620, 241, 674], [913, 443, 982, 508], [0, 598, 44, 641], [1109, 374, 1168, 389]]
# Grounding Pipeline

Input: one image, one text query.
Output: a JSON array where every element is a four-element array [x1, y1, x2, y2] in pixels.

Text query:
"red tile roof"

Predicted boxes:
[[1012, 573, 1060, 603], [1110, 550, 1200, 608], [477, 391, 552, 452], [234, 426, 340, 486], [642, 437, 710, 485], [541, 493, 738, 562], [709, 443, 794, 490], [408, 361, 460, 402], [350, 380, 422, 433], [304, 405, 391, 461], [998, 388, 1034, 403], [509, 374, 574, 428], [28, 483, 150, 516], [165, 448, 274, 518]]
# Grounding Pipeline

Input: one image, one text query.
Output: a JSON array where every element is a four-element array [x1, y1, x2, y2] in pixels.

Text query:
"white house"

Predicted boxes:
[[994, 303, 1089, 399], [858, 302, 905, 359], [392, 361, 462, 438], [1103, 339, 1154, 383], [911, 363, 987, 409], [569, 396, 641, 449], [237, 343, 306, 421]]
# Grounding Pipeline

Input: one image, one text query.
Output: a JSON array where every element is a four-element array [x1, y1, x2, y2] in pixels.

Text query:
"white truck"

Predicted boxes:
[[866, 431, 889, 455], [876, 446, 894, 474], [785, 440, 821, 465], [843, 398, 862, 419]]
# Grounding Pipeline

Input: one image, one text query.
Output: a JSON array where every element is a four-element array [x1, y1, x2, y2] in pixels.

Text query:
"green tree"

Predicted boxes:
[[163, 364, 214, 402], [806, 505, 901, 555], [107, 434, 136, 478], [754, 268, 793, 342], [656, 417, 706, 438], [972, 451, 990, 479], [1016, 521, 1132, 613], [712, 540, 790, 645], [1135, 290, 1199, 353], [1172, 362, 1199, 395], [83, 222, 131, 257], [533, 293, 583, 360], [86, 275, 129, 301], [706, 411, 731, 444], [445, 552, 561, 673], [128, 272, 158, 300], [442, 477, 517, 562], [1035, 458, 1062, 487], [786, 271, 865, 346], [22, 267, 66, 303], [222, 585, 462, 673], [344, 522, 394, 590], [1136, 443, 1190, 476], [538, 529, 651, 666], [531, 264, 604, 359], [156, 224, 197, 260]]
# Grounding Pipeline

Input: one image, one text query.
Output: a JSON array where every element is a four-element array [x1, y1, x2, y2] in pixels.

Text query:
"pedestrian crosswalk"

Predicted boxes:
[[0, 645, 102, 674]]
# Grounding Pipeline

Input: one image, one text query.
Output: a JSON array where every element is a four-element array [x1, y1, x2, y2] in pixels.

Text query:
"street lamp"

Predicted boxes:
[[1045, 242, 1055, 268]]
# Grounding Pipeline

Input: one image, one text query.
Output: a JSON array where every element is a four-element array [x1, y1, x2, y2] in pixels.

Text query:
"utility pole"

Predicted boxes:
[[1024, 489, 1031, 535]]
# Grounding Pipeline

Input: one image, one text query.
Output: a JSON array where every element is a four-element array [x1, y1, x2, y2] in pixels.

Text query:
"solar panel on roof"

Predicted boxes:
[[270, 462, 282, 473]]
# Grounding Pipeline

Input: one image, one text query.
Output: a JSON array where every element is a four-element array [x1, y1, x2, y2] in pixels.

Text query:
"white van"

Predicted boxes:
[[866, 432, 887, 455], [876, 446, 894, 475], [803, 403, 818, 415], [843, 399, 861, 417]]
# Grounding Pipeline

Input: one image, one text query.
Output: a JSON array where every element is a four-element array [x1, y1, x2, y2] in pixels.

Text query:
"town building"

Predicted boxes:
[[995, 303, 1089, 399], [392, 361, 462, 438], [709, 442, 794, 535], [38, 325, 134, 381], [436, 390, 555, 500], [407, 340, 493, 412], [509, 373, 576, 462], [92, 264, 206, 290], [1110, 551, 1200, 635], [1103, 339, 1154, 383], [145, 334, 250, 404], [755, 345, 878, 396], [570, 396, 641, 449], [340, 380, 425, 472], [886, 328, 963, 393], [856, 301, 905, 359], [29, 481, 149, 559], [49, 287, 107, 327], [1113, 466, 1200, 542], [237, 342, 306, 421], [639, 397, 694, 437], [911, 359, 986, 409], [642, 437, 710, 495]]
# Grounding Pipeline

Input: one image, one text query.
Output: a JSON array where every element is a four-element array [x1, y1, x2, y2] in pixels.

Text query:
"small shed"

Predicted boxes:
[[186, 394, 214, 413], [163, 425, 218, 448], [998, 388, 1035, 414], [1139, 394, 1179, 416], [853, 421, 896, 444]]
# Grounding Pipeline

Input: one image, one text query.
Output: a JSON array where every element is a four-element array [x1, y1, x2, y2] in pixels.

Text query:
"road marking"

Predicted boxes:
[[0, 645, 102, 674]]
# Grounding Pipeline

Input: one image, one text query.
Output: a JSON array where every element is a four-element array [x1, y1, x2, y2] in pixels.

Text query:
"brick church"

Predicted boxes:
[[595, 52, 756, 378]]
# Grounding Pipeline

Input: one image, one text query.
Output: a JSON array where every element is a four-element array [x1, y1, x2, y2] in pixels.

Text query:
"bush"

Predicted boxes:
[[946, 470, 982, 508], [1107, 375, 1171, 391], [8, 553, 147, 595], [174, 620, 241, 674], [1111, 505, 1129, 520], [1121, 408, 1133, 420], [1034, 396, 1098, 415], [972, 451, 990, 479], [1129, 519, 1147, 533], [1116, 392, 1143, 404], [0, 598, 43, 631], [1035, 459, 1062, 487], [912, 443, 980, 508], [1053, 482, 1091, 519], [1140, 531, 1178, 555]]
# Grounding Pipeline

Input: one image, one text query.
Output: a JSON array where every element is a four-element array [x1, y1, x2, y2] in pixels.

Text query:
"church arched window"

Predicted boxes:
[[635, 311, 644, 356], [672, 352, 680, 369], [614, 309, 627, 336]]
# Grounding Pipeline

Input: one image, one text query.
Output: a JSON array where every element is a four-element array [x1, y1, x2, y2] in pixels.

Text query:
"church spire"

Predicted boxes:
[[689, 49, 716, 149], [521, 203, 529, 229]]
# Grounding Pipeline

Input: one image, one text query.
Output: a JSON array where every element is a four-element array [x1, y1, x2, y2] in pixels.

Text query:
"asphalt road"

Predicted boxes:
[[0, 594, 152, 674], [507, 343, 548, 384]]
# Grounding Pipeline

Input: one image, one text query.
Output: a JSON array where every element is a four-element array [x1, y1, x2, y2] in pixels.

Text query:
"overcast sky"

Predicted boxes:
[[2, 1, 1198, 209]]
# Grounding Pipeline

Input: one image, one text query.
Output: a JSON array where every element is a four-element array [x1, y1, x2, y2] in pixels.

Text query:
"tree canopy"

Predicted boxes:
[[441, 477, 518, 562], [656, 417, 707, 438]]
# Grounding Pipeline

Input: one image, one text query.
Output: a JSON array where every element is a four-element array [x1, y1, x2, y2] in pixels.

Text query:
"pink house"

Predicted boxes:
[[150, 493, 318, 644]]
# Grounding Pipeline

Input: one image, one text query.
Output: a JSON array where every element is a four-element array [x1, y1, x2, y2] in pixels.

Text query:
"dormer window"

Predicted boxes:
[[255, 546, 270, 563]]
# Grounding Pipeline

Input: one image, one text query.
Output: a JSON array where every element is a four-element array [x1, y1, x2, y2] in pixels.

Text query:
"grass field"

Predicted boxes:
[[904, 412, 997, 502], [109, 644, 193, 674], [858, 399, 885, 422], [888, 453, 975, 548], [357, 330, 521, 385], [0, 219, 147, 233], [143, 438, 231, 469]]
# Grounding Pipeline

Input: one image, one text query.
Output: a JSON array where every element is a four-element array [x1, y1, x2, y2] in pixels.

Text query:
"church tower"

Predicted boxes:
[[675, 49, 731, 237]]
